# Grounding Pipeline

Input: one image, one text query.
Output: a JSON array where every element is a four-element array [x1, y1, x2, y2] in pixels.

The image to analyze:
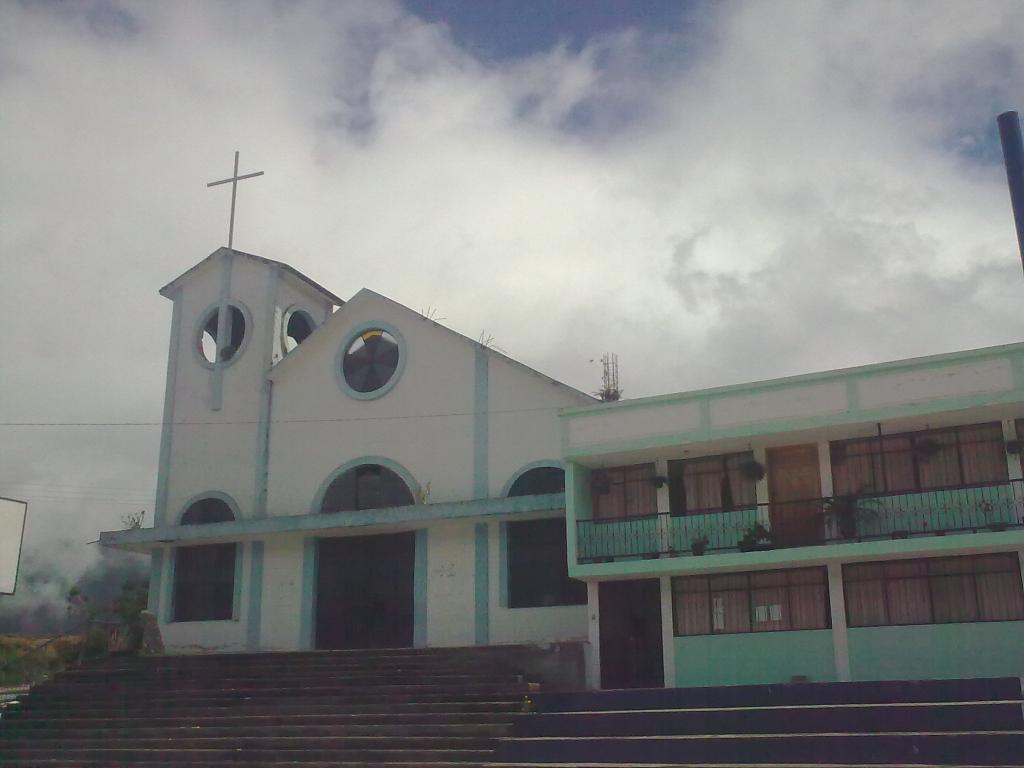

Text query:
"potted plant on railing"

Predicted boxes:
[[738, 523, 772, 552], [823, 491, 880, 540], [690, 533, 710, 556]]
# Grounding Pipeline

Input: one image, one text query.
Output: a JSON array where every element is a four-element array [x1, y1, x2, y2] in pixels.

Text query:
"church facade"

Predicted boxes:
[[102, 248, 1024, 689]]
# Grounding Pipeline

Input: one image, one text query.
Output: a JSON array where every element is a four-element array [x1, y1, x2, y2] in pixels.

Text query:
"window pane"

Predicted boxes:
[[915, 430, 961, 490], [886, 577, 932, 625], [845, 579, 887, 627], [927, 556, 974, 576], [709, 573, 748, 591], [789, 584, 830, 629], [173, 543, 236, 622], [674, 590, 711, 636], [884, 560, 928, 579], [972, 553, 1020, 574], [881, 436, 915, 493], [844, 562, 884, 582], [711, 589, 750, 634], [976, 572, 1024, 621], [750, 570, 788, 588], [507, 518, 586, 608], [959, 423, 1008, 485], [788, 567, 827, 585], [675, 576, 709, 594], [751, 586, 790, 631], [930, 574, 979, 623]]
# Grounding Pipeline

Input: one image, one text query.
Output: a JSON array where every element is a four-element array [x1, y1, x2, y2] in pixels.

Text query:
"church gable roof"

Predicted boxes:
[[159, 247, 345, 306], [268, 287, 595, 404]]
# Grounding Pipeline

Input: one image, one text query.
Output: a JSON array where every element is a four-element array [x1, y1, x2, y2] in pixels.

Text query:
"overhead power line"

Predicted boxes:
[[0, 403, 567, 428]]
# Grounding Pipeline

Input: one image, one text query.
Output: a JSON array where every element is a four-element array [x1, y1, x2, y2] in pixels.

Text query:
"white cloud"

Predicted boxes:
[[1, 0, 1023, 585]]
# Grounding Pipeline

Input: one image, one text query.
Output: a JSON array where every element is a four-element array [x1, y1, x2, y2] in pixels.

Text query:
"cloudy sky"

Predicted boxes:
[[2, 0, 1024, 615]]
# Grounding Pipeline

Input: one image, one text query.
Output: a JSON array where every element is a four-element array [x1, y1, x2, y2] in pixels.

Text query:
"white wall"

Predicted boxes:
[[259, 533, 306, 651]]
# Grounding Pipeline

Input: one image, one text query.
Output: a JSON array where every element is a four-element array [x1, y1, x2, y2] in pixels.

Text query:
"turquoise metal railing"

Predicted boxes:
[[576, 480, 1024, 562]]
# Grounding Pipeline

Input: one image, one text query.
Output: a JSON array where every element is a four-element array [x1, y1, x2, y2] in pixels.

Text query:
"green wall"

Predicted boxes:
[[848, 621, 1024, 681], [674, 630, 837, 687]]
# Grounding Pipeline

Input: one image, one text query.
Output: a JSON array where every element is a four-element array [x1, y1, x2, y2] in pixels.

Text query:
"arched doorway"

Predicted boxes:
[[315, 462, 417, 649]]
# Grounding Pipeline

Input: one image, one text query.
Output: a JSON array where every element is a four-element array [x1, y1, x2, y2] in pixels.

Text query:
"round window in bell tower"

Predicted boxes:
[[196, 303, 249, 367]]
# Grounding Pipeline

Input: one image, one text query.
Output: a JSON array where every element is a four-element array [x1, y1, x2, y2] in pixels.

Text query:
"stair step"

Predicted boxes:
[[6, 711, 520, 729], [513, 702, 1024, 736], [494, 732, 1024, 765], [2, 747, 495, 762], [1, 722, 513, 739]]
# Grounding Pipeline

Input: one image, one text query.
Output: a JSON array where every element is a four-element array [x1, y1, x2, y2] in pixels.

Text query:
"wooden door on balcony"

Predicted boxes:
[[767, 444, 824, 547]]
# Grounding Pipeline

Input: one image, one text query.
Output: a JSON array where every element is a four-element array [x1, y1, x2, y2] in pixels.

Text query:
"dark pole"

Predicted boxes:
[[997, 111, 1024, 275]]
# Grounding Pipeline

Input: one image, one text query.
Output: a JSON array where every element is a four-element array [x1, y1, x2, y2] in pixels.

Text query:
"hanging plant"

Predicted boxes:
[[1005, 440, 1022, 456], [740, 460, 766, 482], [914, 438, 942, 460]]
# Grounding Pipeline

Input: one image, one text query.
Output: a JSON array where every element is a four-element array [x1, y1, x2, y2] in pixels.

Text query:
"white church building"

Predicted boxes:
[[103, 247, 1024, 690]]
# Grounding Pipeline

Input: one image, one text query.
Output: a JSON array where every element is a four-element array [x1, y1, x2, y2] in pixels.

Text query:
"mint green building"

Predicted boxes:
[[563, 342, 1024, 689]]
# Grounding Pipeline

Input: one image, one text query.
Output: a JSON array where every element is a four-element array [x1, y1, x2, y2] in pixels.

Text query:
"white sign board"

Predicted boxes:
[[0, 497, 27, 595]]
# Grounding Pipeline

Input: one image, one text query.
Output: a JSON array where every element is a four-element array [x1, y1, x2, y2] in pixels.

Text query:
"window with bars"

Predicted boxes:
[[668, 451, 758, 516], [830, 422, 1008, 496], [672, 567, 830, 636], [843, 553, 1024, 628], [591, 463, 657, 520]]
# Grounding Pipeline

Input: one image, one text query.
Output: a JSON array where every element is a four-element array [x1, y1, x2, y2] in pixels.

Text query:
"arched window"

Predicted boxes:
[[508, 466, 565, 497], [321, 464, 414, 513], [504, 465, 584, 609], [173, 496, 237, 622]]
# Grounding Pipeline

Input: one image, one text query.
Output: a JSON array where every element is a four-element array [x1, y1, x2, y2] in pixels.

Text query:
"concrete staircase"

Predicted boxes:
[[0, 646, 532, 767], [494, 677, 1024, 766]]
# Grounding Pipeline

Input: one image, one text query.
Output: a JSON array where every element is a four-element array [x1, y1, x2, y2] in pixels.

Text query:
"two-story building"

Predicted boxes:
[[563, 345, 1024, 688], [101, 247, 1024, 691]]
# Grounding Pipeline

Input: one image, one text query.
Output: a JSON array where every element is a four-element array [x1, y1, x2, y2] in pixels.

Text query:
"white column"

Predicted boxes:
[[753, 447, 769, 505], [660, 576, 676, 688], [753, 446, 770, 527], [818, 441, 834, 497], [827, 562, 851, 682], [585, 580, 601, 689], [1002, 420, 1023, 481], [655, 459, 670, 513]]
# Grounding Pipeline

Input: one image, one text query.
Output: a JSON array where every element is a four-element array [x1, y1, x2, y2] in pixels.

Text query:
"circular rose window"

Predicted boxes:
[[342, 328, 401, 395]]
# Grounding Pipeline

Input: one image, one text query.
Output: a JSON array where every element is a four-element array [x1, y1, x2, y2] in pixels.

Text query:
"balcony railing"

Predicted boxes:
[[576, 480, 1024, 563]]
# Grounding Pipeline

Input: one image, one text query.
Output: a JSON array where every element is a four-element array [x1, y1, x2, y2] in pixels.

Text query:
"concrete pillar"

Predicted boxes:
[[818, 441, 834, 497], [827, 562, 851, 682], [655, 459, 670, 513], [586, 580, 601, 689], [660, 576, 676, 688], [1002, 420, 1023, 481]]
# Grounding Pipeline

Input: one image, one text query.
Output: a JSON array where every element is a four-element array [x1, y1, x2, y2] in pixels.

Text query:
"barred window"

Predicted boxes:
[[672, 567, 829, 636], [843, 553, 1024, 628], [668, 452, 758, 516], [830, 422, 1007, 496]]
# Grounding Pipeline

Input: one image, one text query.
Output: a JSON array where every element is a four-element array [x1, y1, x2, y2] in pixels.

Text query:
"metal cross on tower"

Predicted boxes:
[[207, 151, 264, 249]]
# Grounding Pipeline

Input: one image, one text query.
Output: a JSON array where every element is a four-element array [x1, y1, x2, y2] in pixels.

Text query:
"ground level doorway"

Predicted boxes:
[[315, 531, 415, 649], [599, 579, 664, 689]]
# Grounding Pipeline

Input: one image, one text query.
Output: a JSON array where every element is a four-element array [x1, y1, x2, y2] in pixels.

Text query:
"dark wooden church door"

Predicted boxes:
[[315, 531, 416, 649]]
